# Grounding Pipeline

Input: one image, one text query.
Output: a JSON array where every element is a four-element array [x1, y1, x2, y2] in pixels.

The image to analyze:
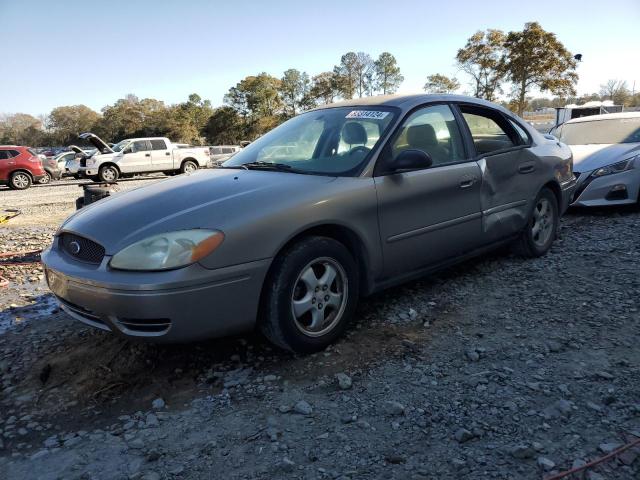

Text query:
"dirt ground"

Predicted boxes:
[[1, 178, 639, 480]]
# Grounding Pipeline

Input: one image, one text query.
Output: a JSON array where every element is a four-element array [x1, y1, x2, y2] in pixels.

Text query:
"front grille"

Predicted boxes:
[[60, 233, 105, 264]]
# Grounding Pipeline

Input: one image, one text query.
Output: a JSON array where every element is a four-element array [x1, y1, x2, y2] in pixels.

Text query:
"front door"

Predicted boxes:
[[457, 104, 541, 242], [374, 104, 483, 278], [121, 140, 152, 173]]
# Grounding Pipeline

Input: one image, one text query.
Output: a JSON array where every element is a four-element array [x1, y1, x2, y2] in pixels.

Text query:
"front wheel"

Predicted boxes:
[[9, 171, 32, 190], [98, 165, 119, 183], [259, 236, 359, 354], [181, 160, 198, 174], [514, 187, 558, 257]]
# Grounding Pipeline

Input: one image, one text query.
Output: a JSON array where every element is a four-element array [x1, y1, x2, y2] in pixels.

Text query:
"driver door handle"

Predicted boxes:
[[518, 164, 535, 174], [459, 176, 478, 189], [145, 153, 151, 157]]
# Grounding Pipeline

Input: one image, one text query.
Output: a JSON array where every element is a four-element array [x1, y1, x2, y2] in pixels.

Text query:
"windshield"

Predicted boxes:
[[224, 107, 398, 176], [111, 140, 130, 152], [557, 117, 640, 145]]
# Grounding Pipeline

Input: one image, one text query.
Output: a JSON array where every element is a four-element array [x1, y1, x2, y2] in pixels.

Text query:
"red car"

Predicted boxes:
[[0, 146, 46, 190]]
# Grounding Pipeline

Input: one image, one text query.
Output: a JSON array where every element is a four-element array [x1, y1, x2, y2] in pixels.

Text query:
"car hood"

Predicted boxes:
[[69, 145, 84, 154], [79, 132, 114, 154], [571, 143, 640, 172], [60, 169, 336, 254]]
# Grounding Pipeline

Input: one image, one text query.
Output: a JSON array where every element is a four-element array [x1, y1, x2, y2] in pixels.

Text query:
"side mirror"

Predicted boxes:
[[390, 149, 433, 172]]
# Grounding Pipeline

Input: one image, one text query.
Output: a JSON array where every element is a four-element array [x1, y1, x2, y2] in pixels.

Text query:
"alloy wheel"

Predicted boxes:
[[12, 173, 30, 189], [39, 172, 51, 184], [531, 197, 554, 247], [102, 167, 117, 182], [291, 257, 348, 337]]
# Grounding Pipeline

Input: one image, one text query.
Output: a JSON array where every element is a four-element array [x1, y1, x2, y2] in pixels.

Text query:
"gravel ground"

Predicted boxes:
[[1, 182, 639, 480]]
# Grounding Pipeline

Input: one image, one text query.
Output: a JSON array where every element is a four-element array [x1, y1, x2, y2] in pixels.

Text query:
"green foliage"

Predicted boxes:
[[0, 113, 43, 145], [48, 105, 101, 145], [308, 72, 341, 105], [423, 74, 460, 94], [501, 22, 578, 115], [373, 52, 404, 95], [203, 107, 246, 145], [279, 69, 312, 117], [456, 29, 505, 101]]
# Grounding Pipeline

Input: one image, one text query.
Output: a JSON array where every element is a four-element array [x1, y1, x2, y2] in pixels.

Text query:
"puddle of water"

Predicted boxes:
[[0, 293, 58, 335]]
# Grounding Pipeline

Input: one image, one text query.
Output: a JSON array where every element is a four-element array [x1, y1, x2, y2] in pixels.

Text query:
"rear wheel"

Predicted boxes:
[[514, 187, 558, 257], [260, 236, 359, 353], [39, 171, 52, 184], [98, 165, 119, 183], [9, 171, 32, 190], [181, 160, 198, 174]]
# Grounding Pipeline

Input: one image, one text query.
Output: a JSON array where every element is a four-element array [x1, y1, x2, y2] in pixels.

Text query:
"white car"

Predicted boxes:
[[209, 145, 242, 166], [552, 112, 640, 207], [78, 133, 211, 182]]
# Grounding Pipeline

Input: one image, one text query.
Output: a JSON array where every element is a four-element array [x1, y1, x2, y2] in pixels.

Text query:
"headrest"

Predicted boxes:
[[407, 124, 438, 147], [342, 122, 368, 145]]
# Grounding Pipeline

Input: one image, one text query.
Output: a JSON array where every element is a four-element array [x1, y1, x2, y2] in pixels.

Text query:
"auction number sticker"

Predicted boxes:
[[345, 110, 389, 120]]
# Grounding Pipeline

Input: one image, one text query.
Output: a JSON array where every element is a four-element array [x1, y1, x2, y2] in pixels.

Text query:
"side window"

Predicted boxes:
[[211, 147, 222, 155], [460, 107, 517, 155], [222, 147, 234, 154], [391, 104, 465, 166], [150, 139, 167, 150], [131, 140, 150, 153], [508, 119, 531, 145], [8, 150, 21, 158], [0, 151, 8, 160]]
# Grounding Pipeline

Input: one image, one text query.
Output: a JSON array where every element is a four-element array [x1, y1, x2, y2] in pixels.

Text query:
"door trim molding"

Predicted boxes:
[[482, 200, 527, 217], [387, 212, 482, 243]]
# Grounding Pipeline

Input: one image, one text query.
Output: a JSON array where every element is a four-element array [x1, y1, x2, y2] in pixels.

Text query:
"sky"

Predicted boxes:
[[1, 0, 639, 116]]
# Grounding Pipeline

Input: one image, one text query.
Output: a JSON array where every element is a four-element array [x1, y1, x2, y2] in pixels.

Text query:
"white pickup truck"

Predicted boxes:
[[78, 133, 210, 182]]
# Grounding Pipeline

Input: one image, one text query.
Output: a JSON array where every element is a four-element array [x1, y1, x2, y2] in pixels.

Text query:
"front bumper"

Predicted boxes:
[[559, 177, 577, 215], [42, 241, 271, 343], [571, 168, 640, 207]]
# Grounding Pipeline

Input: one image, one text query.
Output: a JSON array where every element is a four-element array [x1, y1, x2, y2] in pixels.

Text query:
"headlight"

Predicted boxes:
[[110, 229, 224, 271], [591, 156, 636, 178]]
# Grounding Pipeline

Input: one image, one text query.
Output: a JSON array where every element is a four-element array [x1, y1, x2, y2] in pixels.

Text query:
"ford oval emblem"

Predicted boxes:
[[69, 240, 81, 255]]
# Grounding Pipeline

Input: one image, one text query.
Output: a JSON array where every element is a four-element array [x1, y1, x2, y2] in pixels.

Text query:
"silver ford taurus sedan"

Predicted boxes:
[[42, 95, 576, 353], [551, 112, 640, 207]]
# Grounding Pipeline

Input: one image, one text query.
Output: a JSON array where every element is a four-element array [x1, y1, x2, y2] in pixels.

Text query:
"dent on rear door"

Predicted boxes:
[[478, 149, 538, 242]]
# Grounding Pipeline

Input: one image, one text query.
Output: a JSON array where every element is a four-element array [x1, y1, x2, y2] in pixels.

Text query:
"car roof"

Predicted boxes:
[[0, 145, 25, 149], [311, 93, 514, 116], [565, 111, 640, 124]]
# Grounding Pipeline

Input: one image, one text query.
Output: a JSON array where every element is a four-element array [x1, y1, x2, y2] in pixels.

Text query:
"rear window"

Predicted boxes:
[[557, 117, 640, 145], [9, 150, 21, 158], [150, 139, 167, 150]]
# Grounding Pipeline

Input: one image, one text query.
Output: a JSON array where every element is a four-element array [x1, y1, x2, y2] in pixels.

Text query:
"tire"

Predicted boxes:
[[513, 187, 559, 257], [75, 197, 85, 210], [98, 165, 119, 183], [181, 160, 198, 174], [9, 171, 32, 190], [39, 171, 52, 184], [259, 236, 359, 354]]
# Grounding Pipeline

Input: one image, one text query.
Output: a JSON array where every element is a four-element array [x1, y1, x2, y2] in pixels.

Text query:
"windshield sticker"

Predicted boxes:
[[345, 110, 389, 120]]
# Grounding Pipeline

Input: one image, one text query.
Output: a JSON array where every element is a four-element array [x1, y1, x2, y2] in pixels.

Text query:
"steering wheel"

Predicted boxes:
[[348, 146, 370, 156]]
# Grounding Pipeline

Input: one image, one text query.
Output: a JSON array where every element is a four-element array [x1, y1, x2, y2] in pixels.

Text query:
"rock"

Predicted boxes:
[[385, 454, 406, 464], [280, 457, 296, 472], [511, 444, 535, 459], [336, 373, 352, 390], [595, 371, 614, 380], [263, 374, 277, 382], [598, 442, 622, 454], [278, 405, 292, 414], [454, 428, 474, 443], [141, 473, 161, 480], [537, 457, 555, 471], [293, 400, 313, 415], [145, 413, 159, 427], [30, 449, 49, 460], [547, 341, 562, 353], [151, 398, 165, 410], [465, 348, 480, 362], [585, 472, 605, 480], [383, 401, 405, 416]]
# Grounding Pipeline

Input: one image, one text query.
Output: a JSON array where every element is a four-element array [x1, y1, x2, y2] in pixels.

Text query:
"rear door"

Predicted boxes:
[[374, 103, 483, 278], [150, 139, 172, 170], [0, 150, 10, 181], [456, 104, 542, 242], [122, 140, 152, 173]]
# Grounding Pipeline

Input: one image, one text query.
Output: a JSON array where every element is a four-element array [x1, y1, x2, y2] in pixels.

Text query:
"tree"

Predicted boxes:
[[600, 80, 630, 105], [48, 105, 100, 145], [279, 69, 312, 117], [308, 71, 341, 105], [96, 95, 169, 141], [333, 52, 359, 99], [165, 94, 214, 144], [204, 106, 246, 145], [423, 74, 460, 94], [456, 29, 505, 100], [501, 22, 578, 115], [0, 113, 45, 145], [373, 52, 404, 94]]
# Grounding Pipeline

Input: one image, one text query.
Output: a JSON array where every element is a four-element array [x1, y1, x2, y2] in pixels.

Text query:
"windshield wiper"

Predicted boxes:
[[239, 161, 303, 173]]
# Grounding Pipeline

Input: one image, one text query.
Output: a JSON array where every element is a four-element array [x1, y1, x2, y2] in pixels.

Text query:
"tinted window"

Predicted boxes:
[[0, 151, 9, 160], [131, 140, 150, 153], [8, 150, 21, 158], [222, 147, 234, 154], [461, 107, 516, 154], [150, 139, 167, 150], [210, 147, 222, 155], [391, 104, 465, 166]]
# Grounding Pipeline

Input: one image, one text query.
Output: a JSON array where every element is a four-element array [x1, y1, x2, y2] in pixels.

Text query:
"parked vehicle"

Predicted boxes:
[[551, 112, 640, 207], [39, 154, 63, 184], [61, 146, 95, 178], [209, 145, 242, 166], [0, 146, 46, 189], [78, 133, 210, 182], [42, 95, 575, 353]]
